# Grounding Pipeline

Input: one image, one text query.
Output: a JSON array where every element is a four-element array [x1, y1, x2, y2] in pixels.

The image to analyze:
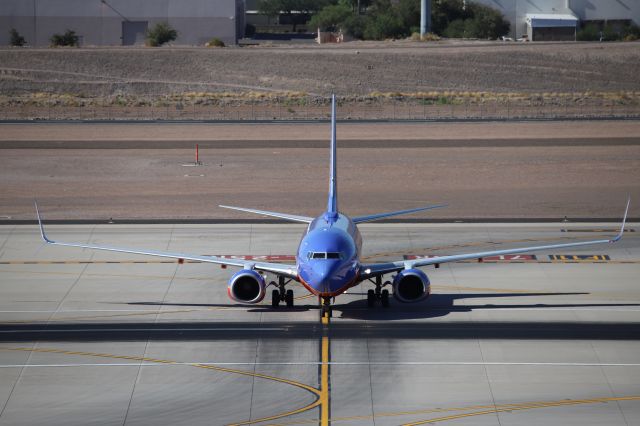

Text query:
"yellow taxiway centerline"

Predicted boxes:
[[320, 335, 330, 426]]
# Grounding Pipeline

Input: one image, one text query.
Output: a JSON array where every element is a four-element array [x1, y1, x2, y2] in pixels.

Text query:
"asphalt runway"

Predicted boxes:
[[0, 223, 639, 425]]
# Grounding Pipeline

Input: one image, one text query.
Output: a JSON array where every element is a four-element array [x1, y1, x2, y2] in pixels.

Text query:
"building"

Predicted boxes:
[[471, 0, 639, 41], [1, 0, 245, 46]]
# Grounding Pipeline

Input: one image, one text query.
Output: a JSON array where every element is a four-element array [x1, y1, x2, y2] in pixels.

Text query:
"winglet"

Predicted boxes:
[[34, 201, 53, 244], [610, 196, 631, 243]]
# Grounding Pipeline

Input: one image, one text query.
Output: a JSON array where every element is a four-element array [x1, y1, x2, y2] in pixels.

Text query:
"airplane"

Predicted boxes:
[[35, 95, 631, 319]]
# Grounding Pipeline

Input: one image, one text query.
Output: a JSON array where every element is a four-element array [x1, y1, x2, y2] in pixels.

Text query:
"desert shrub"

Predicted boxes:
[[146, 22, 177, 46], [442, 19, 464, 37], [9, 28, 26, 46], [309, 2, 353, 31], [441, 3, 508, 39], [245, 23, 256, 37], [432, 0, 468, 35], [364, 13, 404, 39], [206, 37, 225, 47], [622, 24, 640, 40], [50, 29, 79, 47], [577, 23, 600, 41], [311, 0, 507, 40], [602, 23, 622, 41], [342, 14, 367, 38], [465, 2, 509, 38], [395, 0, 421, 31], [411, 31, 441, 41]]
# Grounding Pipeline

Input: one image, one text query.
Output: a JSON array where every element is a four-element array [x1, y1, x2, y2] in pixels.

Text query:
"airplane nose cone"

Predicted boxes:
[[312, 262, 340, 293]]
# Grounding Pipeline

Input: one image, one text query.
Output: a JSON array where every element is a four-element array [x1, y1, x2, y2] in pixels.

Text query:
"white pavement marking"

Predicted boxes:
[[0, 362, 639, 368], [0, 328, 286, 333]]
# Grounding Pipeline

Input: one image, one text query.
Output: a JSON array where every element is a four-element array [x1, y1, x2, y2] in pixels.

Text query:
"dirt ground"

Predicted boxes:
[[1, 121, 638, 221], [1, 42, 639, 99], [3, 121, 640, 143]]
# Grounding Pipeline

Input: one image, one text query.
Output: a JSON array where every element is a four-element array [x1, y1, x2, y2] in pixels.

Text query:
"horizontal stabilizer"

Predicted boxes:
[[219, 205, 313, 223], [352, 203, 447, 224]]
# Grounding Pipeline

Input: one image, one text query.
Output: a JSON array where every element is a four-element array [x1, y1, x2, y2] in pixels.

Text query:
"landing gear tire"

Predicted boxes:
[[381, 289, 390, 307], [285, 289, 294, 308], [367, 289, 376, 308], [320, 297, 332, 320], [321, 305, 332, 318], [271, 289, 280, 308]]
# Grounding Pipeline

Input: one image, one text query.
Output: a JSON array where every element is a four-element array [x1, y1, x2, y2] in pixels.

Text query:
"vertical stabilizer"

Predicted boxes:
[[326, 94, 338, 219]]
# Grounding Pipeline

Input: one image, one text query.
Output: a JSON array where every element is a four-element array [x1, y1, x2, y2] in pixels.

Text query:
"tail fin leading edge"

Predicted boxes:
[[326, 94, 338, 220]]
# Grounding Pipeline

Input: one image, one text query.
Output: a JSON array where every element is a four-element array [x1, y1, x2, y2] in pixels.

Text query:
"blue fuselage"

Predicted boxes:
[[296, 213, 362, 297]]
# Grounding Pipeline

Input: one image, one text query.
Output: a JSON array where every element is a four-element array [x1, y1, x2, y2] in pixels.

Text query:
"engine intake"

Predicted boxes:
[[392, 269, 431, 303], [227, 269, 266, 304]]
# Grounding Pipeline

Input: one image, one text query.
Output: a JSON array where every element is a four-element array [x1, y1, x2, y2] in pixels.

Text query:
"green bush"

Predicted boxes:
[[602, 23, 622, 41], [577, 23, 599, 41], [395, 0, 421, 31], [146, 22, 177, 47], [466, 2, 510, 38], [9, 28, 26, 46], [310, 0, 508, 41], [443, 18, 465, 37], [50, 29, 79, 47], [441, 2, 509, 39], [363, 12, 404, 39], [245, 23, 256, 37], [206, 37, 225, 47], [624, 24, 640, 37], [340, 14, 365, 38], [577, 22, 640, 42], [622, 24, 640, 41], [433, 0, 509, 39], [432, 0, 467, 34], [309, 3, 353, 31]]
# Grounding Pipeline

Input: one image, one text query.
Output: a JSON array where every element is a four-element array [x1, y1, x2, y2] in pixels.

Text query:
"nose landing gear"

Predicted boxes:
[[320, 296, 332, 320]]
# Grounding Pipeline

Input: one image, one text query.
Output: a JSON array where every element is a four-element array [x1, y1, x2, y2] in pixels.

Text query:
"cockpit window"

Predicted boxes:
[[308, 252, 342, 260]]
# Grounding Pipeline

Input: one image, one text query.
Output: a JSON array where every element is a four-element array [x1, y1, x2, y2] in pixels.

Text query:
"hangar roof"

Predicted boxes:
[[526, 13, 579, 28]]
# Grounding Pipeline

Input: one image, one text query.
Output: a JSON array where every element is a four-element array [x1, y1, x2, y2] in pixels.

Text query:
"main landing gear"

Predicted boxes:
[[270, 276, 294, 308], [367, 276, 390, 308]]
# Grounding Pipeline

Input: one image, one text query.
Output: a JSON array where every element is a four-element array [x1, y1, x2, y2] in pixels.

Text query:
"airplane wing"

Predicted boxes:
[[360, 197, 630, 280], [35, 203, 297, 278], [219, 205, 313, 223], [352, 203, 447, 224]]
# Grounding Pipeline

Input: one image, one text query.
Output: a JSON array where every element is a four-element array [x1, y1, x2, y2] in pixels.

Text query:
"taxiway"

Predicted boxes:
[[0, 223, 639, 425]]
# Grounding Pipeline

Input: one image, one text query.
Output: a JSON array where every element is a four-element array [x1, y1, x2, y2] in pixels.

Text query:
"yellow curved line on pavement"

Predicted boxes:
[[0, 346, 323, 426], [402, 395, 640, 425], [258, 394, 640, 425]]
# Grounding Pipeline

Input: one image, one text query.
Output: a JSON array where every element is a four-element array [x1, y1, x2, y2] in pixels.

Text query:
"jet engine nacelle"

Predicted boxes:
[[227, 269, 266, 304], [392, 269, 431, 303]]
